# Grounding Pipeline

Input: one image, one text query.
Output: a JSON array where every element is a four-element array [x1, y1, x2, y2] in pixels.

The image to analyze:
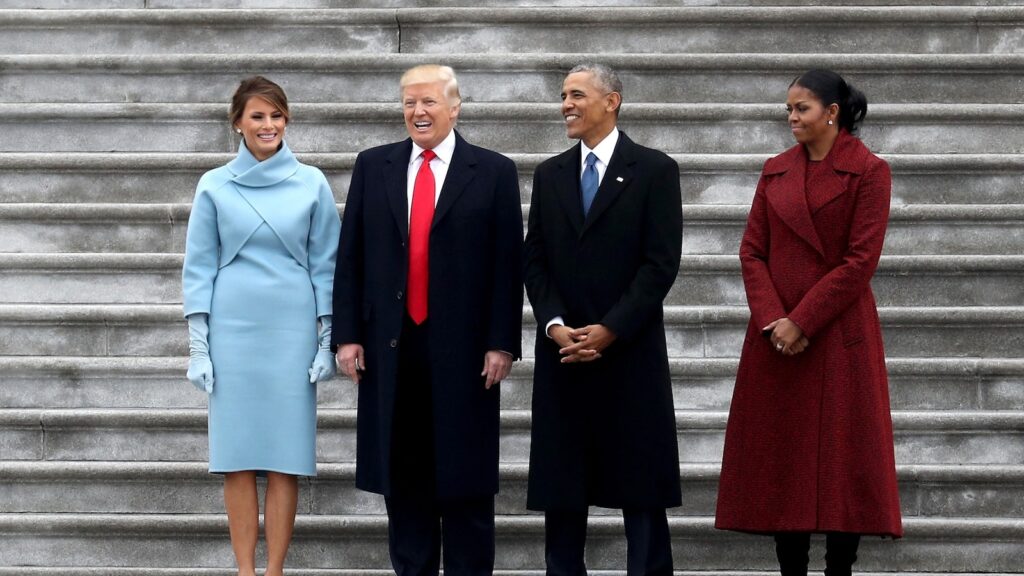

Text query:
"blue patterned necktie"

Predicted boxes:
[[581, 152, 599, 216]]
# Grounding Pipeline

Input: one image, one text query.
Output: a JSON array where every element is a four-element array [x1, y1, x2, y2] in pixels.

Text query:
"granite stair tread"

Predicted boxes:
[[3, 152, 1022, 206], [5, 52, 1024, 105], [3, 7, 1024, 56], [0, 513, 1021, 571], [2, 102, 1024, 155], [2, 203, 1021, 256], [2, 460, 1024, 518]]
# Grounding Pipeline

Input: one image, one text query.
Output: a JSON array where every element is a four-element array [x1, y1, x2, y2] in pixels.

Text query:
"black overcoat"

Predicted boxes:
[[332, 131, 524, 500], [524, 131, 683, 510]]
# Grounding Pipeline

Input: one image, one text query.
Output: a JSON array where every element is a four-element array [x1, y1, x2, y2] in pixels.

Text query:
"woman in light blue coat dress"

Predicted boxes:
[[182, 76, 340, 576]]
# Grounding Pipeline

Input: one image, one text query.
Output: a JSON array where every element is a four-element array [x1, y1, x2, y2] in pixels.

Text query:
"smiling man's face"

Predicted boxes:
[[402, 80, 460, 150], [561, 71, 620, 149]]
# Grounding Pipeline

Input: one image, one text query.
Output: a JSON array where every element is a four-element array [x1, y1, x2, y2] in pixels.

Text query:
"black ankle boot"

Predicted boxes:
[[774, 533, 811, 576], [823, 532, 860, 576]]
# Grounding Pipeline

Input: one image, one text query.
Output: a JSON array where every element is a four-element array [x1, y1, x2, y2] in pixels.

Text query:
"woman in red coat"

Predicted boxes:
[[715, 69, 903, 575]]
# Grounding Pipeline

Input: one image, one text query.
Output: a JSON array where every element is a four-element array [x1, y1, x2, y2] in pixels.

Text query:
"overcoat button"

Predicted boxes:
[[396, 290, 404, 300], [389, 339, 398, 348]]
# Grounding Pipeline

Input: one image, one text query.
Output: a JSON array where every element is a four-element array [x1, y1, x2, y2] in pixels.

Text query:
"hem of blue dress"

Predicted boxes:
[[209, 466, 317, 478]]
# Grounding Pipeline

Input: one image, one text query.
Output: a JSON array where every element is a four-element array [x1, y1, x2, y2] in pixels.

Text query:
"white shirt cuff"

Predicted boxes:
[[544, 316, 565, 339]]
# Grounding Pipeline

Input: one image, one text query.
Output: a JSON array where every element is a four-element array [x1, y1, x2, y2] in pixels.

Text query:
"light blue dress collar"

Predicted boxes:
[[227, 140, 300, 188]]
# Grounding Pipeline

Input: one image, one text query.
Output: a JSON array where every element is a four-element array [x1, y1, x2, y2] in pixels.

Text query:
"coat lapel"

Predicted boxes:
[[553, 144, 585, 236], [581, 132, 635, 235], [432, 132, 476, 230], [812, 131, 870, 213], [383, 139, 412, 242], [764, 144, 826, 257]]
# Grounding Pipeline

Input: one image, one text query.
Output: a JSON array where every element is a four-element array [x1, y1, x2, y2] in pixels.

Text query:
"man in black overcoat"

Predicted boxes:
[[524, 63, 683, 575], [332, 64, 523, 575]]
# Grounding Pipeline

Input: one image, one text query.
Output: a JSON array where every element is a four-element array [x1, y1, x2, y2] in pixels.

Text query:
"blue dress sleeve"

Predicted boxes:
[[182, 185, 220, 317], [308, 171, 341, 317]]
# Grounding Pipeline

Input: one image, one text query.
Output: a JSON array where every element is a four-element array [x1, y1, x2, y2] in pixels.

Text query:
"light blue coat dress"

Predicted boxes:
[[182, 142, 340, 476]]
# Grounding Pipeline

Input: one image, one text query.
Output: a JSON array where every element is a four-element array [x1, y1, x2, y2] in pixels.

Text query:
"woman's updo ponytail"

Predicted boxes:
[[791, 69, 868, 135]]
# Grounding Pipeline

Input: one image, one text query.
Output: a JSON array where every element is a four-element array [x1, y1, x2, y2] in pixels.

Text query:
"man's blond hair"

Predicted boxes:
[[400, 64, 461, 105]]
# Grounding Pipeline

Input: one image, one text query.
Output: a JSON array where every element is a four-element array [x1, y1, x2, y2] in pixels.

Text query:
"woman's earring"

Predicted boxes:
[[827, 120, 834, 126], [234, 128, 242, 134]]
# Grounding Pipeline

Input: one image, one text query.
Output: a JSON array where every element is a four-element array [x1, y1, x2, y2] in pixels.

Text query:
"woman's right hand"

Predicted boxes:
[[187, 357, 215, 393], [763, 318, 810, 356], [186, 313, 215, 393]]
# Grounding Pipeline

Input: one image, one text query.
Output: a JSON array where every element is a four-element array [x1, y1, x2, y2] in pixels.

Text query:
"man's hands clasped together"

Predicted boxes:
[[549, 323, 617, 363], [764, 317, 810, 356]]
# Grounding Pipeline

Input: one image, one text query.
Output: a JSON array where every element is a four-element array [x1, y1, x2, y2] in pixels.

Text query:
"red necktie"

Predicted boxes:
[[407, 149, 436, 324]]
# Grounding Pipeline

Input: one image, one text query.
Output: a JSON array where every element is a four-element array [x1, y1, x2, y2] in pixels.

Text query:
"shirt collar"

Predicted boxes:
[[580, 127, 619, 168], [410, 129, 457, 166]]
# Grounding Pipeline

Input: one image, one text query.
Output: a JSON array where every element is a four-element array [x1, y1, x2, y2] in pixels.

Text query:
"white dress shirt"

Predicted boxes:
[[546, 127, 620, 337], [578, 126, 619, 186], [406, 129, 457, 224]]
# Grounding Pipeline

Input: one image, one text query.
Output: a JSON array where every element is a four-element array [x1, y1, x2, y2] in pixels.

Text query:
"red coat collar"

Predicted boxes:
[[763, 130, 872, 176]]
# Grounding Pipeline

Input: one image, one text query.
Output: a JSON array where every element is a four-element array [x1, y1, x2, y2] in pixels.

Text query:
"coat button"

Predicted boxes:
[[396, 290, 403, 300], [389, 339, 398, 348]]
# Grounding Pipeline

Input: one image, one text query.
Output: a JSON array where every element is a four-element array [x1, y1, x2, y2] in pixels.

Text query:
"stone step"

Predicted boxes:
[[2, 460, 1022, 519], [15, 0, 1023, 7], [1, 355, 1021, 413], [674, 255, 1024, 307], [5, 53, 1024, 104], [0, 9, 398, 55], [3, 253, 1021, 307], [0, 572, 1000, 576], [0, 512, 1020, 571], [0, 569, 1003, 576], [16, 0, 1024, 7], [2, 7, 1023, 55], [1, 202, 1021, 256], [1, 407, 1021, 465], [5, 569, 1005, 576], [2, 103, 1024, 154], [2, 304, 1021, 358], [4, 153, 1023, 206], [0, 572, 1020, 576]]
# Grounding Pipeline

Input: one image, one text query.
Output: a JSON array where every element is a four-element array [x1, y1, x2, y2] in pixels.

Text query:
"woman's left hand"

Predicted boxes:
[[308, 349, 337, 383]]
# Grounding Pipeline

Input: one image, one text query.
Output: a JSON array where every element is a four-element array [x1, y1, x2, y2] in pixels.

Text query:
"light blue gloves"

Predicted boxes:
[[309, 315, 337, 383], [186, 313, 214, 393]]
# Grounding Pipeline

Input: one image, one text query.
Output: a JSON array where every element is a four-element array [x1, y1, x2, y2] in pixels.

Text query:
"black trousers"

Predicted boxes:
[[386, 316, 495, 576], [774, 532, 861, 576], [544, 508, 672, 576]]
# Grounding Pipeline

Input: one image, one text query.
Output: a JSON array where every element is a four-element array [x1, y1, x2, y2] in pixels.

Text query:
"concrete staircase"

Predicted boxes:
[[1, 3, 1023, 574]]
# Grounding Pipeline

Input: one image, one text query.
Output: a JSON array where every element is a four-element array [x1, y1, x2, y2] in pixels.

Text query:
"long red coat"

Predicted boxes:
[[715, 131, 903, 537]]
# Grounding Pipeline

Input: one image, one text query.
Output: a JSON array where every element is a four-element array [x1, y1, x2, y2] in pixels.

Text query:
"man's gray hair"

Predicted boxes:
[[568, 63, 623, 97], [568, 63, 623, 114]]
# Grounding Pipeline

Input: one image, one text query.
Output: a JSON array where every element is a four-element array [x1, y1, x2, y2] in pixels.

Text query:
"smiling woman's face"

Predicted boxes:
[[235, 96, 287, 161]]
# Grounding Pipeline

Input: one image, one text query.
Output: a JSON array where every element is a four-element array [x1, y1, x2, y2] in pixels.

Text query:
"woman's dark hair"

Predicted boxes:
[[229, 76, 290, 127], [790, 69, 867, 134]]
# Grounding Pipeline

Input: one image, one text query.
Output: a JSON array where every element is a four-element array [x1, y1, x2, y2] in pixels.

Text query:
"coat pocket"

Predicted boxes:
[[840, 306, 864, 347]]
